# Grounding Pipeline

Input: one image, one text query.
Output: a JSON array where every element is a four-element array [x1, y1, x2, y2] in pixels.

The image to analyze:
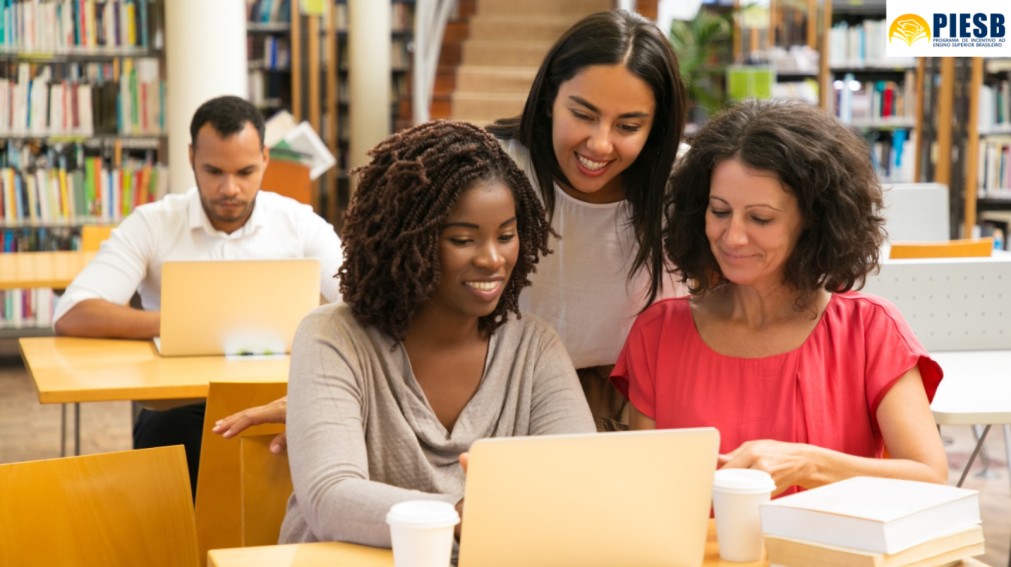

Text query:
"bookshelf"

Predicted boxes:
[[247, 1, 293, 114], [960, 57, 1011, 241], [246, 0, 414, 228], [332, 0, 414, 224], [0, 0, 168, 335], [824, 0, 918, 183]]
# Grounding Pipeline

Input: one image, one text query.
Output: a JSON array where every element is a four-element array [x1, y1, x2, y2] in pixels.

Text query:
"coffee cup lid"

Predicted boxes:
[[386, 500, 460, 528], [713, 468, 776, 494]]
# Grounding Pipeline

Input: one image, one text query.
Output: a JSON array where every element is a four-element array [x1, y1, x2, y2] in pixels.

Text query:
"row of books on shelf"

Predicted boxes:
[[828, 20, 915, 69], [0, 160, 167, 224], [831, 72, 916, 126], [0, 224, 78, 251], [0, 0, 159, 53], [977, 138, 1011, 198], [761, 476, 982, 567], [247, 1, 412, 33], [248, 0, 290, 24], [771, 79, 819, 106], [0, 58, 162, 135], [247, 69, 288, 110], [977, 80, 1011, 134], [866, 129, 915, 183], [0, 288, 54, 329], [248, 35, 290, 71]]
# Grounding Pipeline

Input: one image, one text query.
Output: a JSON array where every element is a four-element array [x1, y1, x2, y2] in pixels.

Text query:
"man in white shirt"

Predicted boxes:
[[53, 95, 342, 495]]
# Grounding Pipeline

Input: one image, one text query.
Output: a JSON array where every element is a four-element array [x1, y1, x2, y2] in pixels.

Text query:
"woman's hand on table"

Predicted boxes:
[[212, 396, 288, 454], [718, 439, 817, 496]]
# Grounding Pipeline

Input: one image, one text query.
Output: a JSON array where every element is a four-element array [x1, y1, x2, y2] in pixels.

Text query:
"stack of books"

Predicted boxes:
[[760, 477, 984, 567]]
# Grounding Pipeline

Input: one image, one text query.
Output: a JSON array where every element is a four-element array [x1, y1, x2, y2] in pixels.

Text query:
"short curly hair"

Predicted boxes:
[[339, 120, 553, 342], [665, 99, 885, 302]]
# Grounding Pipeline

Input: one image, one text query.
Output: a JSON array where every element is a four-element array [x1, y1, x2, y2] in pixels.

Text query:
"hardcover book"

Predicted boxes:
[[766, 524, 984, 567], [760, 477, 980, 554]]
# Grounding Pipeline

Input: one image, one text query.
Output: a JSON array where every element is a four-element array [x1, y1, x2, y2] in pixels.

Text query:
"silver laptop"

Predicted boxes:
[[157, 259, 321, 356], [458, 428, 720, 567]]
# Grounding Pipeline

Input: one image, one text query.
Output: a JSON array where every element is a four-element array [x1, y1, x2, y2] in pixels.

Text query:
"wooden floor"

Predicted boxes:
[[1, 353, 1009, 565]]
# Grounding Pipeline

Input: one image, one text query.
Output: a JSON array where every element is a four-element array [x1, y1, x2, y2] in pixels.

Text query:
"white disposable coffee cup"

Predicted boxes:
[[712, 468, 776, 562], [386, 500, 460, 567]]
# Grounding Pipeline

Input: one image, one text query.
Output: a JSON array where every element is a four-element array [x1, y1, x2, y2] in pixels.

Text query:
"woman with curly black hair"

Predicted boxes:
[[277, 121, 594, 547], [611, 99, 947, 496]]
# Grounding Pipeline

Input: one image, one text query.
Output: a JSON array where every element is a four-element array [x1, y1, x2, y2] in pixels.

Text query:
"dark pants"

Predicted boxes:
[[133, 402, 206, 498], [577, 365, 629, 432]]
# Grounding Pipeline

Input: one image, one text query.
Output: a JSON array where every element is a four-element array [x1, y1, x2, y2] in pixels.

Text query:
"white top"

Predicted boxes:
[[53, 188, 342, 322], [502, 138, 682, 368]]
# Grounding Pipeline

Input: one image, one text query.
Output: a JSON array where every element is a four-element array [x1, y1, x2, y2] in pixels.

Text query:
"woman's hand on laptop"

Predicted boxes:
[[212, 396, 288, 454], [718, 439, 815, 496]]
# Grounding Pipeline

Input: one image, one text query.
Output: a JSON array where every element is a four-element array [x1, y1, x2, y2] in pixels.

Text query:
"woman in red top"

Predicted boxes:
[[611, 99, 947, 495]]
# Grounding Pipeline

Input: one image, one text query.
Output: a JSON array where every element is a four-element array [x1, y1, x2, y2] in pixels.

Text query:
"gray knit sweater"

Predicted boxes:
[[279, 303, 595, 547]]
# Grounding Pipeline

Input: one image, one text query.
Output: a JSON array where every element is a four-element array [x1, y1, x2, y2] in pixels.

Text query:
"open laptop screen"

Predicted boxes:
[[459, 428, 720, 567], [157, 258, 321, 356]]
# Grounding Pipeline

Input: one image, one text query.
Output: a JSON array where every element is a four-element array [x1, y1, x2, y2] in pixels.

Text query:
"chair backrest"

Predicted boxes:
[[262, 159, 312, 206], [881, 182, 950, 242], [239, 434, 294, 546], [0, 445, 199, 567], [195, 380, 288, 565], [80, 224, 114, 251], [889, 238, 994, 259], [862, 256, 1011, 351]]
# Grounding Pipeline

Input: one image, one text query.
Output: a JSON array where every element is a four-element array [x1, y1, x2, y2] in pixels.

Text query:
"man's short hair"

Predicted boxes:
[[189, 95, 266, 149]]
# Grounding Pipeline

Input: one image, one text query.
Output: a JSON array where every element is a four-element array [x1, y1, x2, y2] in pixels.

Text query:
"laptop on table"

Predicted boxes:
[[156, 258, 321, 357], [458, 427, 720, 567]]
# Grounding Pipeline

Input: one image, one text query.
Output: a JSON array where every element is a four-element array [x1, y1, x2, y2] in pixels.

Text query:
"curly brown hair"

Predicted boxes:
[[339, 120, 553, 342], [665, 99, 885, 303]]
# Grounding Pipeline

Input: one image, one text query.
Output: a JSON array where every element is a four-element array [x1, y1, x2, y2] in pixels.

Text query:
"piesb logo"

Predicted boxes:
[[886, 1, 1011, 57]]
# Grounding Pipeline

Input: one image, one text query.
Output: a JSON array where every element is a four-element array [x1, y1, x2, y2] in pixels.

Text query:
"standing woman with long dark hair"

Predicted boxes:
[[488, 9, 688, 430]]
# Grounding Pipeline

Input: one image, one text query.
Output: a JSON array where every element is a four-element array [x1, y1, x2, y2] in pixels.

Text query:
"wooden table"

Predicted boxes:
[[207, 521, 988, 567], [19, 336, 289, 456], [19, 336, 290, 404], [208, 522, 761, 567], [0, 250, 95, 290]]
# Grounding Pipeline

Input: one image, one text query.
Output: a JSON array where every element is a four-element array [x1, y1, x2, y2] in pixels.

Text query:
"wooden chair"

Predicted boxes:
[[62, 223, 115, 456], [888, 237, 994, 259], [238, 434, 294, 545], [262, 159, 312, 206], [195, 380, 288, 565], [0, 445, 199, 566], [80, 224, 114, 252]]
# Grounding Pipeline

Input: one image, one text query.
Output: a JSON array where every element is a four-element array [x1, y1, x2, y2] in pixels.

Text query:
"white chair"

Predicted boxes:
[[862, 256, 1011, 488], [881, 182, 951, 242]]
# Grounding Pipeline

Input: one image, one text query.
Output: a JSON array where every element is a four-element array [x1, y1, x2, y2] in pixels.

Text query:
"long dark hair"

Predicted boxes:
[[339, 121, 553, 342], [487, 9, 687, 307]]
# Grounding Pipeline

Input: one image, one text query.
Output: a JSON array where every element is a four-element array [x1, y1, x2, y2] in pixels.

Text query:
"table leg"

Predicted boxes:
[[959, 424, 992, 487], [74, 403, 81, 456], [60, 403, 67, 457], [1004, 425, 1011, 496]]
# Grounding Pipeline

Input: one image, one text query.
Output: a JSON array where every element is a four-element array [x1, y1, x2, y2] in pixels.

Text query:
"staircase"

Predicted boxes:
[[435, 0, 612, 127]]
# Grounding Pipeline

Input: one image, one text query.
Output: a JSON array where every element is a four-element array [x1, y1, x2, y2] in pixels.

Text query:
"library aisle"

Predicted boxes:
[[0, 353, 1009, 565]]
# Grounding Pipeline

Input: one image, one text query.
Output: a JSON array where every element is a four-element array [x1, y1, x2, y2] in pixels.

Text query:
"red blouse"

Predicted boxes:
[[611, 292, 942, 464]]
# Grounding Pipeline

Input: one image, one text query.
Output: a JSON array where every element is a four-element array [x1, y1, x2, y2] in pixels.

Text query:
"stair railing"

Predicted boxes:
[[413, 0, 457, 124]]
